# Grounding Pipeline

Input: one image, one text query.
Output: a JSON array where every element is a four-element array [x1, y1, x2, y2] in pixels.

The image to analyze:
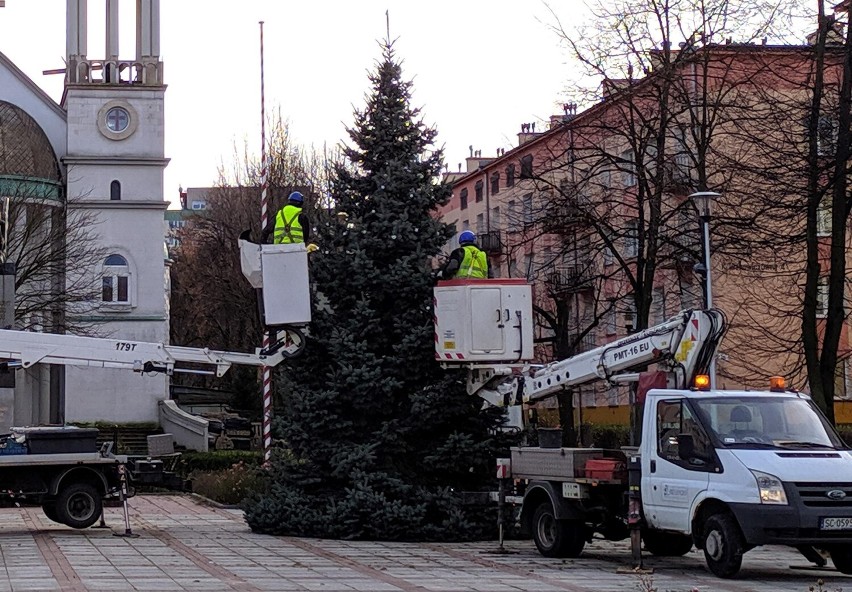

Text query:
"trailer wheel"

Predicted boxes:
[[55, 483, 102, 529], [702, 513, 744, 578], [642, 530, 693, 556], [532, 501, 585, 558], [830, 546, 852, 574], [41, 502, 60, 524]]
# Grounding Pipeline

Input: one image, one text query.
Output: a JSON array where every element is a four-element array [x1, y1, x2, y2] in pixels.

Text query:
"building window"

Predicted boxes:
[[476, 213, 485, 234], [523, 193, 533, 224], [475, 181, 484, 203], [110, 180, 121, 201], [524, 253, 535, 281], [817, 115, 838, 157], [506, 165, 516, 187], [625, 220, 639, 257], [621, 149, 636, 187], [520, 155, 533, 179], [491, 172, 500, 194], [462, 219, 470, 231], [817, 277, 829, 318], [491, 206, 501, 230], [605, 305, 617, 335], [106, 107, 129, 133], [507, 201, 517, 230], [651, 287, 666, 324], [102, 254, 130, 304], [818, 198, 831, 236], [460, 188, 468, 210]]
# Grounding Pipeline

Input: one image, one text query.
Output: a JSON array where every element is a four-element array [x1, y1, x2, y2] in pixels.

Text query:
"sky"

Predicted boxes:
[[0, 1, 582, 208]]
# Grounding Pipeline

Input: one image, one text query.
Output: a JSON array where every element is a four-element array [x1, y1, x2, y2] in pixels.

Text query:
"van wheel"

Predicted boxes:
[[55, 483, 102, 529], [642, 530, 693, 556], [41, 502, 60, 524], [702, 514, 744, 578], [830, 546, 852, 574], [532, 501, 585, 558]]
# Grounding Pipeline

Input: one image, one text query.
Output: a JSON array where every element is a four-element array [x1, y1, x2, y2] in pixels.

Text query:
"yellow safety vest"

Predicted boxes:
[[273, 204, 304, 244], [458, 245, 487, 279]]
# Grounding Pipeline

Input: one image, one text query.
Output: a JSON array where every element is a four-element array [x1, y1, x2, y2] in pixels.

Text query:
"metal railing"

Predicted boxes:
[[547, 265, 595, 293], [479, 231, 503, 254]]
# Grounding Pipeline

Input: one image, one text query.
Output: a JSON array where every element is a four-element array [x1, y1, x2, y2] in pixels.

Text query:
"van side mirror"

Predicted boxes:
[[677, 434, 695, 460]]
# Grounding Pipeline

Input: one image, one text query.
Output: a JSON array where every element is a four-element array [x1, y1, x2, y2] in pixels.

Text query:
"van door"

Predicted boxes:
[[643, 399, 713, 532], [469, 287, 504, 354]]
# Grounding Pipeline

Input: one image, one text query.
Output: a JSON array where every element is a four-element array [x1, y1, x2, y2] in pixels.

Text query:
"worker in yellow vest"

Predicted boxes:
[[262, 191, 311, 244], [437, 230, 491, 279]]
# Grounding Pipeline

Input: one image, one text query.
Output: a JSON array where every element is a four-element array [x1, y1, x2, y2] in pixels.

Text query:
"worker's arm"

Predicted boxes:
[[299, 213, 311, 242], [260, 216, 276, 244], [438, 248, 463, 279]]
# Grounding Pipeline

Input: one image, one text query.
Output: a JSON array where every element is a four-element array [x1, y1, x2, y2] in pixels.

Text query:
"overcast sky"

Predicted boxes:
[[0, 1, 579, 207]]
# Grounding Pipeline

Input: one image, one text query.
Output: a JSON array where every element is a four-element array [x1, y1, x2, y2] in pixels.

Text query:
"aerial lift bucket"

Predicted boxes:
[[238, 232, 310, 357]]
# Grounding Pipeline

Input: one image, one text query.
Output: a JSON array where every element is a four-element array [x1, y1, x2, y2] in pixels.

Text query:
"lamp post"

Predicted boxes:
[[690, 191, 721, 389]]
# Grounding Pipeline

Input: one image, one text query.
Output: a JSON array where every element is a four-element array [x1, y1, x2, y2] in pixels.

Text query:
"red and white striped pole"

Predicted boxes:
[[259, 20, 272, 463]]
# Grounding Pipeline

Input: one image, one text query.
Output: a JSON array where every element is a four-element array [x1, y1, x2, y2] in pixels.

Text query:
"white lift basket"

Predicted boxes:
[[239, 238, 311, 326]]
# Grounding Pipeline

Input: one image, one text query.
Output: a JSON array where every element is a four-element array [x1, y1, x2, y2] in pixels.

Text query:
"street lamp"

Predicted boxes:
[[690, 191, 721, 389]]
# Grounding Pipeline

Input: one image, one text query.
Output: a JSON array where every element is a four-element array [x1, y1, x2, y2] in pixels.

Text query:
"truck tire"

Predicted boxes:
[[55, 483, 102, 529], [41, 502, 60, 524], [830, 546, 852, 574], [532, 501, 585, 558], [642, 530, 693, 556], [702, 513, 744, 578]]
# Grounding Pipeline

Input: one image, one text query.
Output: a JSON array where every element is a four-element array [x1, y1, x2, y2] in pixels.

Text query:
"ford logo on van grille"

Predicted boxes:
[[827, 490, 847, 500]]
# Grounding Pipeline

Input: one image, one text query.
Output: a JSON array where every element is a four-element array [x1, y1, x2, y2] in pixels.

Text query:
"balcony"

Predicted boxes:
[[547, 265, 595, 294], [567, 332, 598, 354], [479, 231, 503, 255], [661, 154, 691, 190], [543, 204, 583, 233]]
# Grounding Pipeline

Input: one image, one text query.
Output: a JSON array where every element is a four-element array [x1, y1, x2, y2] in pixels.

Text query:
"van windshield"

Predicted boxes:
[[691, 396, 845, 449]]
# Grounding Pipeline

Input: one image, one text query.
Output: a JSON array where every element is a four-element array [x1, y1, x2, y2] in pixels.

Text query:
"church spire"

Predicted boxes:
[[66, 0, 162, 86]]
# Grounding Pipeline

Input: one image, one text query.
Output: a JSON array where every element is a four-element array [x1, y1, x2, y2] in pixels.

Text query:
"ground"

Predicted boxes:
[[0, 495, 845, 591]]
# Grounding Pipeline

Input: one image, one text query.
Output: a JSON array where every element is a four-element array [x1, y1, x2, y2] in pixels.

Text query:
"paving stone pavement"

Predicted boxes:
[[0, 494, 844, 591]]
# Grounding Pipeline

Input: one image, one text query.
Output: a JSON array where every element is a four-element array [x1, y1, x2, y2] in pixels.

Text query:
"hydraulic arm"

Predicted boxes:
[[467, 308, 725, 407], [0, 329, 295, 377]]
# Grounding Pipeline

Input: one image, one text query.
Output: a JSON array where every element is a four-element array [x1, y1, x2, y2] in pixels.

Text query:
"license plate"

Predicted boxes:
[[820, 517, 852, 530]]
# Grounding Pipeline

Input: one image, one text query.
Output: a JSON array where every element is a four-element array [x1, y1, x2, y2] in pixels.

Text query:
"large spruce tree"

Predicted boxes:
[[243, 40, 509, 540]]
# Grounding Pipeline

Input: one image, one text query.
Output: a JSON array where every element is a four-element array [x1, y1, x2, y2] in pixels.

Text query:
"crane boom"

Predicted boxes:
[[466, 308, 725, 407], [523, 309, 724, 403], [0, 329, 298, 377]]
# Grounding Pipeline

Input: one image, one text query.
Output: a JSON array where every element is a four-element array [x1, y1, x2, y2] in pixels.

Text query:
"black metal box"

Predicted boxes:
[[12, 427, 99, 454]]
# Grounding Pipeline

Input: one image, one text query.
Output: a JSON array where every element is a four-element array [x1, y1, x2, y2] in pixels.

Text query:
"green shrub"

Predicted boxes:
[[582, 423, 631, 449], [177, 450, 263, 476], [190, 461, 266, 505]]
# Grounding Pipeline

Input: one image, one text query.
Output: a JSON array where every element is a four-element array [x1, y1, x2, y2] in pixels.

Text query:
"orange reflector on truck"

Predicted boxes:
[[769, 376, 786, 391], [694, 374, 711, 390]]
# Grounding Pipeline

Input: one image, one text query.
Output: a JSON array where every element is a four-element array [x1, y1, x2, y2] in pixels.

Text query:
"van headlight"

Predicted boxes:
[[751, 470, 788, 505]]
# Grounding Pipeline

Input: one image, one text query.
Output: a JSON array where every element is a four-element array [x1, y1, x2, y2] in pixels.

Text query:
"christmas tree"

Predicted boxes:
[[242, 39, 510, 540]]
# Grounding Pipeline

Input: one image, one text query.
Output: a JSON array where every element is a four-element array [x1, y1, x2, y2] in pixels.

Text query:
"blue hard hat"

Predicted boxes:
[[288, 191, 304, 203], [459, 230, 476, 245]]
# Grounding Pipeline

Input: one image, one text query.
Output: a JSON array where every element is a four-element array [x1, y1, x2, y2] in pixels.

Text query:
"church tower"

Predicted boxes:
[[62, 0, 169, 422]]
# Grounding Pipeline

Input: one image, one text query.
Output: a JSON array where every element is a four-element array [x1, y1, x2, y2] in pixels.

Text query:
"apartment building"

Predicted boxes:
[[440, 40, 852, 418]]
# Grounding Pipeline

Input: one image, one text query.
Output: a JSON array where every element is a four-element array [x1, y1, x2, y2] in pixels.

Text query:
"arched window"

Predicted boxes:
[[102, 254, 130, 303], [110, 180, 121, 200]]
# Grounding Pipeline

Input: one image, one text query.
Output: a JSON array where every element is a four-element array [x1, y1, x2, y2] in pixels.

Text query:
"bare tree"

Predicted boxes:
[[169, 116, 327, 413], [1, 191, 105, 335], [491, 0, 808, 438]]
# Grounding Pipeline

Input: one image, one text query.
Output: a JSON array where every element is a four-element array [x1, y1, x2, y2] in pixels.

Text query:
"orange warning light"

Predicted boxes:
[[769, 376, 786, 391], [694, 374, 711, 390]]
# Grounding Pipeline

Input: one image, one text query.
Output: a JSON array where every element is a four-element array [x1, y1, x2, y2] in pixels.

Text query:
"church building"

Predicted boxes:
[[0, 0, 169, 430]]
